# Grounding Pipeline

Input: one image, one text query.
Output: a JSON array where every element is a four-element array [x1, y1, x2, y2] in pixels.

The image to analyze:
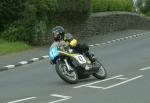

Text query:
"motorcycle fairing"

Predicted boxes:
[[49, 47, 59, 61]]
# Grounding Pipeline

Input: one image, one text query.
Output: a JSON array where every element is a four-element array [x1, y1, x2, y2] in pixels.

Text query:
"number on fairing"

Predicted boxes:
[[75, 55, 86, 64], [49, 47, 59, 60]]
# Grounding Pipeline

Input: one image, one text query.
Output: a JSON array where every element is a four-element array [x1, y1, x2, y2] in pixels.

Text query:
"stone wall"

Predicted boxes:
[[48, 12, 150, 44], [61, 12, 150, 39]]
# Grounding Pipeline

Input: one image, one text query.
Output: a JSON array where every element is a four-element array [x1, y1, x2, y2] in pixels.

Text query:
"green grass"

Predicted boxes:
[[0, 39, 31, 56], [92, 0, 133, 13]]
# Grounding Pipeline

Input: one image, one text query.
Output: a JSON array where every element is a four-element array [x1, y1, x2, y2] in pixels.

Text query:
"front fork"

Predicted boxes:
[[64, 59, 73, 71]]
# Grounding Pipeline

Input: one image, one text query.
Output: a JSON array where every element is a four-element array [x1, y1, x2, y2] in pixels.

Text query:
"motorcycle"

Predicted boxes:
[[49, 46, 107, 84]]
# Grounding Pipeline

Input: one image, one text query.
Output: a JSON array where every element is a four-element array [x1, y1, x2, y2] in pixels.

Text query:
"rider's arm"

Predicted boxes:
[[64, 33, 74, 42]]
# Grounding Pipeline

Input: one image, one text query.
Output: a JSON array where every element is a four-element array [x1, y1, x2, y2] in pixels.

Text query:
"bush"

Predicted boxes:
[[92, 0, 133, 12], [1, 24, 25, 42], [1, 0, 50, 45], [137, 0, 150, 16], [0, 0, 25, 32], [1, 0, 91, 45]]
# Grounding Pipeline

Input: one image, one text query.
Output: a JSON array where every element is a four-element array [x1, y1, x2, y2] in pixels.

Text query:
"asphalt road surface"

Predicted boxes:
[[0, 30, 150, 103]]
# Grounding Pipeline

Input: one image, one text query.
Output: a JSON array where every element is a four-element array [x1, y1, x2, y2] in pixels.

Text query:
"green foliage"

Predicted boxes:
[[0, 0, 25, 31], [138, 0, 150, 16], [56, 0, 91, 12], [92, 0, 108, 12], [1, 24, 25, 42], [1, 0, 50, 45], [92, 0, 133, 12], [1, 0, 91, 45]]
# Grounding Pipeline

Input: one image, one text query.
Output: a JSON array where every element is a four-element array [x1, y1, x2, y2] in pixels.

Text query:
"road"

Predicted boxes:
[[0, 30, 150, 103]]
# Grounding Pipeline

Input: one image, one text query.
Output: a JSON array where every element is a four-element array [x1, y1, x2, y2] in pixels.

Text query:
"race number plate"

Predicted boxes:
[[74, 55, 87, 64]]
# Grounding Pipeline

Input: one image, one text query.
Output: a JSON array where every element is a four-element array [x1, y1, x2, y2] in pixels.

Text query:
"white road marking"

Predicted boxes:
[[107, 41, 112, 44], [95, 44, 100, 46], [116, 39, 121, 41], [88, 32, 150, 48], [8, 97, 37, 103], [42, 55, 49, 58], [89, 45, 94, 47], [49, 94, 72, 103], [107, 41, 111, 44], [120, 38, 124, 40], [137, 34, 141, 36], [116, 77, 128, 80], [112, 40, 116, 42], [125, 37, 129, 39], [18, 61, 28, 65], [4, 65, 15, 69], [103, 75, 143, 90], [133, 35, 137, 37], [101, 43, 106, 45], [128, 36, 133, 38], [74, 75, 123, 88], [31, 58, 39, 61], [139, 67, 150, 71], [86, 85, 104, 89]]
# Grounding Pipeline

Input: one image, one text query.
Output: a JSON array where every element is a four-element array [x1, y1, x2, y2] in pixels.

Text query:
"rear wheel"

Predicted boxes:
[[92, 60, 107, 79], [55, 60, 78, 84]]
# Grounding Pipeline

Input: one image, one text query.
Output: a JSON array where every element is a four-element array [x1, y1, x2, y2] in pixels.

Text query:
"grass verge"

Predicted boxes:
[[0, 39, 31, 56], [92, 0, 133, 13]]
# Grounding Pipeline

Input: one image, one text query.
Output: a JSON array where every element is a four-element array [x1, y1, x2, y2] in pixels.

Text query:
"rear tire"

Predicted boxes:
[[93, 60, 107, 79], [55, 60, 78, 84]]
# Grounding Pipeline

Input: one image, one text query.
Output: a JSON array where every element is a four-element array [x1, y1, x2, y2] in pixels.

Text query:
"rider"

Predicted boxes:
[[50, 26, 95, 63]]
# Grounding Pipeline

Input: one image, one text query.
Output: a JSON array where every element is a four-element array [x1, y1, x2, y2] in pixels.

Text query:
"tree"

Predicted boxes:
[[0, 0, 25, 31]]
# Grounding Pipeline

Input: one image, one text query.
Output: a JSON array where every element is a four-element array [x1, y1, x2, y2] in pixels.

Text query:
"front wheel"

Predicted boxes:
[[55, 60, 78, 84], [93, 60, 107, 79]]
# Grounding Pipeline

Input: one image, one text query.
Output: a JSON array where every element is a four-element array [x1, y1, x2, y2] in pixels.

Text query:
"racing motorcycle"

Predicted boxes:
[[49, 46, 107, 84]]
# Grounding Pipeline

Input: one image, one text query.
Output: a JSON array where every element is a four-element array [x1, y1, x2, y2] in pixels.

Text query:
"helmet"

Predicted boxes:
[[70, 39, 78, 47], [52, 26, 65, 41]]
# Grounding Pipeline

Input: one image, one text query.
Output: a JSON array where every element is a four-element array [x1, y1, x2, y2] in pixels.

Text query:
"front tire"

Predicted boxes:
[[93, 60, 107, 79], [55, 60, 78, 84]]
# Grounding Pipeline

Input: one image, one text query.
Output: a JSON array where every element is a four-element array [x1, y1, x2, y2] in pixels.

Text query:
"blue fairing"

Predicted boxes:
[[49, 47, 59, 61]]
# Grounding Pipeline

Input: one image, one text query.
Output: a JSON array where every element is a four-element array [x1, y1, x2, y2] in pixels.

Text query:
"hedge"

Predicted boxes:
[[92, 0, 133, 12]]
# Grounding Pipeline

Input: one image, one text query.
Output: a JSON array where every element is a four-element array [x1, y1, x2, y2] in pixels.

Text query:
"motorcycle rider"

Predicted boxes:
[[50, 26, 95, 63]]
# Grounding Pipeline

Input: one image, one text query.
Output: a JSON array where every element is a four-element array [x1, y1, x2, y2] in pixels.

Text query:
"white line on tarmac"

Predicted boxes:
[[8, 97, 37, 103], [139, 67, 150, 71], [74, 75, 123, 88], [86, 85, 104, 89], [42, 55, 49, 58], [51, 94, 71, 98], [107, 41, 112, 44], [4, 65, 15, 69], [88, 32, 150, 48], [116, 77, 128, 80], [112, 40, 116, 42], [31, 58, 39, 61], [18, 61, 28, 65], [89, 45, 94, 47], [49, 94, 72, 103], [95, 44, 100, 46], [103, 75, 143, 90], [128, 36, 133, 38], [101, 43, 106, 45]]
